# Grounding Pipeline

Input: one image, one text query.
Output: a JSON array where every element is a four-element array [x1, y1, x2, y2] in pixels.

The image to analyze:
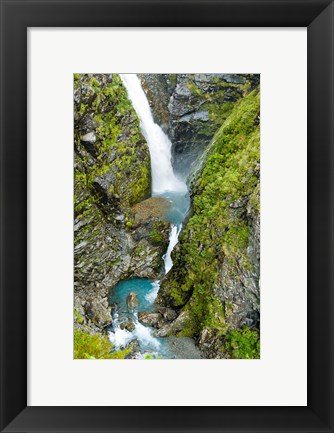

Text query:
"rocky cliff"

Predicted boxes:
[[74, 74, 169, 338], [155, 87, 261, 359], [139, 74, 259, 175]]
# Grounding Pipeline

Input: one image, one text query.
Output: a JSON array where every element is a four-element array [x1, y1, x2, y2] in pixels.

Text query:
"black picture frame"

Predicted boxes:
[[1, 0, 333, 432]]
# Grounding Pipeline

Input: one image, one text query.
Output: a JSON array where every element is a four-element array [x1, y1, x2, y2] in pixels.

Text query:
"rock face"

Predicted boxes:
[[139, 73, 259, 175], [156, 86, 261, 359], [74, 74, 169, 334]]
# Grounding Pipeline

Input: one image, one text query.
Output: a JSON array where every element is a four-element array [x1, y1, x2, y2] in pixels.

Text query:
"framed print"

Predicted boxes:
[[0, 0, 333, 432], [28, 28, 307, 407]]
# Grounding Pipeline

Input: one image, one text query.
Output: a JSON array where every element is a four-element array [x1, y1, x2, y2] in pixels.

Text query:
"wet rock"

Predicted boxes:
[[120, 319, 135, 332], [83, 297, 113, 328], [138, 74, 176, 132], [199, 327, 216, 349], [154, 310, 191, 337], [74, 241, 87, 253], [140, 73, 259, 175], [157, 306, 177, 321], [165, 337, 202, 359], [126, 291, 139, 311], [180, 111, 209, 123], [138, 312, 163, 327]]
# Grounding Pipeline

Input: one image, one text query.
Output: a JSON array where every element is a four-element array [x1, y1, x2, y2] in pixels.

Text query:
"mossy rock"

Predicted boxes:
[[159, 87, 260, 356]]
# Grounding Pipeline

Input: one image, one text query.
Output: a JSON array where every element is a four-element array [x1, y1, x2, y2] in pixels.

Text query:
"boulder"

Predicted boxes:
[[157, 306, 177, 321], [154, 310, 191, 337], [120, 318, 135, 332], [138, 312, 163, 327], [126, 291, 139, 311]]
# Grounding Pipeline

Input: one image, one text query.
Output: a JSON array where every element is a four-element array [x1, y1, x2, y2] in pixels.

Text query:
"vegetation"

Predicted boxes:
[[74, 329, 131, 359], [186, 74, 252, 138], [143, 353, 162, 360], [74, 309, 84, 325], [74, 74, 151, 227], [162, 87, 260, 346], [149, 222, 167, 245], [223, 326, 260, 359]]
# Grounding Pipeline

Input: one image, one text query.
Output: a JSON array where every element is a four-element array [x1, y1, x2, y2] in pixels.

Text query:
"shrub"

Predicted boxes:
[[74, 329, 131, 359], [223, 326, 260, 359]]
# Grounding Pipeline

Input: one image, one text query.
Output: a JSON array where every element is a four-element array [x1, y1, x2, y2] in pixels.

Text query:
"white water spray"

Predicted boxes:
[[109, 309, 161, 351], [144, 280, 160, 303], [120, 74, 187, 194], [164, 225, 182, 274], [108, 308, 134, 349]]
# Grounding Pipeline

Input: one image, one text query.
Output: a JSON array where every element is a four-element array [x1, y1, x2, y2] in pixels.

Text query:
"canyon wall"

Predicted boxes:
[[140, 73, 259, 174], [74, 74, 169, 336], [155, 87, 261, 358]]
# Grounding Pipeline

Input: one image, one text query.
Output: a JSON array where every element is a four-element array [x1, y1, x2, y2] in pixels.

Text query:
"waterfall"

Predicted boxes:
[[164, 225, 182, 274], [108, 75, 191, 358], [120, 74, 187, 194], [144, 280, 160, 303]]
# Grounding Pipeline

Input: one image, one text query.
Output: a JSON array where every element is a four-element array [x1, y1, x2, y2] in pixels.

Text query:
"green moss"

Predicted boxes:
[[74, 309, 84, 325], [143, 353, 163, 359], [110, 345, 133, 359], [168, 74, 178, 87], [164, 88, 260, 342], [149, 222, 166, 245], [222, 326, 260, 359], [109, 257, 121, 267], [74, 74, 151, 225], [133, 243, 147, 257], [149, 229, 163, 244], [176, 313, 197, 338], [74, 329, 131, 359]]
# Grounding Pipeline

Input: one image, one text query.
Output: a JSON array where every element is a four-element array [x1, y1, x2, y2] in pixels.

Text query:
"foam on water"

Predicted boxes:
[[144, 280, 160, 304], [108, 309, 134, 349], [133, 314, 161, 351], [164, 225, 182, 274], [109, 311, 161, 351], [108, 280, 162, 351]]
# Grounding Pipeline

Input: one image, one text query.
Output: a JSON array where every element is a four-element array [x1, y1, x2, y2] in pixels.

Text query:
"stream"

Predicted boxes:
[[107, 74, 201, 359]]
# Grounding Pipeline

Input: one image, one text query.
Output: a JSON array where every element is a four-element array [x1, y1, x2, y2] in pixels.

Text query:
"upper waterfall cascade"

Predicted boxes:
[[120, 74, 187, 194]]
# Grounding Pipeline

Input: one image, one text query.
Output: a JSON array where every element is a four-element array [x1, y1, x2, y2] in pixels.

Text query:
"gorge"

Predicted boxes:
[[74, 73, 260, 359], [108, 74, 198, 359]]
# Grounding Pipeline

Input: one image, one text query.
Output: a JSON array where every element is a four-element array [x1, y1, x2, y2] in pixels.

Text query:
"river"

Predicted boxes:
[[108, 74, 201, 359]]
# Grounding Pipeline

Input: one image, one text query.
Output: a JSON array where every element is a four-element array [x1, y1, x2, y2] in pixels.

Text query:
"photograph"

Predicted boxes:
[[74, 73, 260, 360]]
